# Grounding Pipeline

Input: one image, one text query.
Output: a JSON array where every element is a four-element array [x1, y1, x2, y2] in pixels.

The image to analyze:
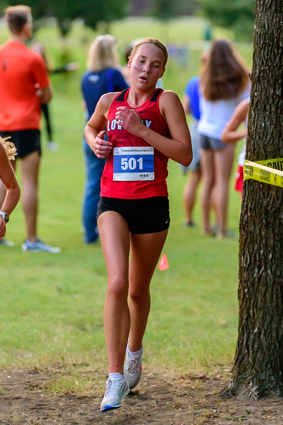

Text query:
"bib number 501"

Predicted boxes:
[[121, 157, 143, 171], [113, 146, 154, 181]]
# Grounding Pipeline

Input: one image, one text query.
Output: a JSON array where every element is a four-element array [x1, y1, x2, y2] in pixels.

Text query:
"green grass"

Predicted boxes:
[[0, 17, 252, 378]]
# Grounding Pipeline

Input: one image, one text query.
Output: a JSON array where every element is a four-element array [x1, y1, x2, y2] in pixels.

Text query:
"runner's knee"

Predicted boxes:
[[107, 277, 128, 299], [129, 287, 150, 304]]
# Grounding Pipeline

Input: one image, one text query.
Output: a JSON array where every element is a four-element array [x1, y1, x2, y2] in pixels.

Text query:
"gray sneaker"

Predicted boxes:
[[100, 377, 129, 412], [22, 238, 61, 253], [124, 352, 143, 390]]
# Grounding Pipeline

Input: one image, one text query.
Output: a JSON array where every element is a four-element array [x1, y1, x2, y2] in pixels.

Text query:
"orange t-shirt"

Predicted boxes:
[[0, 41, 50, 131]]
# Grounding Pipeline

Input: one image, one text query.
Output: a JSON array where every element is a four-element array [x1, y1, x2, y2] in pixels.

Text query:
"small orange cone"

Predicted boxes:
[[158, 254, 169, 271]]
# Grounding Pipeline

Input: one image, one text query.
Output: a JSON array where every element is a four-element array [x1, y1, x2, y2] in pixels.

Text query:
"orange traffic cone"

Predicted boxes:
[[158, 254, 169, 271]]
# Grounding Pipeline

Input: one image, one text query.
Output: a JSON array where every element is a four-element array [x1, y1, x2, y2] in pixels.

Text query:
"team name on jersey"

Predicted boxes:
[[107, 119, 152, 132]]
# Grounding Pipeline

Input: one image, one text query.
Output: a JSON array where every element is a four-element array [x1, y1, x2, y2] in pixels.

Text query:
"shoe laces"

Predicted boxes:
[[126, 357, 140, 373], [105, 378, 124, 397]]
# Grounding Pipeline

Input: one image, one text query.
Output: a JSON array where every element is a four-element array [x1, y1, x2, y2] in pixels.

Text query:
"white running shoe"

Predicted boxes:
[[0, 238, 15, 247], [124, 351, 143, 390], [100, 377, 129, 412], [22, 238, 61, 253]]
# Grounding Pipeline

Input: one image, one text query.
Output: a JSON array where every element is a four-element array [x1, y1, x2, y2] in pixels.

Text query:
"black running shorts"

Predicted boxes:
[[0, 130, 41, 158], [97, 196, 170, 234]]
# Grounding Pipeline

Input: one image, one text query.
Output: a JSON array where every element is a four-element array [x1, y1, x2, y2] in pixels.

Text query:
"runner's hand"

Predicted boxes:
[[92, 130, 112, 159], [66, 62, 79, 71], [115, 107, 144, 137]]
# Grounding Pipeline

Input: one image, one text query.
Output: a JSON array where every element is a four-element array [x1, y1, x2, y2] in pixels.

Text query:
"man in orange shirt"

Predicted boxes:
[[0, 5, 60, 252]]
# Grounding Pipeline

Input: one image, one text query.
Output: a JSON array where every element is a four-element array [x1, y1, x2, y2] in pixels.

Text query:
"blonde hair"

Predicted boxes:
[[87, 35, 120, 72], [5, 5, 31, 34], [128, 37, 168, 67], [0, 137, 17, 160]]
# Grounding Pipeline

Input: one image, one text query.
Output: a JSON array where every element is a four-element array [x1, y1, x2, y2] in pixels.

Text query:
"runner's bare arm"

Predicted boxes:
[[0, 144, 20, 236], [221, 99, 249, 143], [115, 91, 192, 166], [84, 93, 117, 159]]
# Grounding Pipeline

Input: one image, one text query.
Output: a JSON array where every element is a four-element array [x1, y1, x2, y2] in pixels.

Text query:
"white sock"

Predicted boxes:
[[109, 372, 124, 380], [127, 345, 143, 359]]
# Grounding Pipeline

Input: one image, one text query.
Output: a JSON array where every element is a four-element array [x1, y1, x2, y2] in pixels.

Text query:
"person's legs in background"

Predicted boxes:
[[200, 148, 215, 234], [0, 130, 60, 252], [82, 138, 106, 243], [183, 124, 202, 227], [20, 151, 40, 242], [41, 103, 58, 152], [20, 148, 61, 252], [183, 169, 201, 226], [214, 144, 235, 237]]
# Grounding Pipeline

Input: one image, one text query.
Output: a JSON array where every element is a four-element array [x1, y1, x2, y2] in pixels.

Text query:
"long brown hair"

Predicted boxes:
[[200, 39, 249, 101]]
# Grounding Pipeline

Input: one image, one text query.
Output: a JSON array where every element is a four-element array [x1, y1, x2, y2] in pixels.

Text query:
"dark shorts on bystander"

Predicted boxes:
[[0, 130, 41, 158], [199, 133, 226, 151]]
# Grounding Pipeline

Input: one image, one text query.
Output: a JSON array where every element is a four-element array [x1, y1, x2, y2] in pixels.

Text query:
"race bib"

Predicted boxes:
[[113, 146, 154, 181]]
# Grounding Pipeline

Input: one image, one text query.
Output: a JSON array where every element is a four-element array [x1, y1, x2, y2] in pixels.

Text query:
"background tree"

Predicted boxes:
[[130, 0, 198, 16], [0, 0, 129, 37], [226, 0, 283, 399], [146, 0, 194, 41], [80, 0, 129, 35], [147, 0, 184, 21], [198, 0, 255, 41], [51, 0, 79, 37]]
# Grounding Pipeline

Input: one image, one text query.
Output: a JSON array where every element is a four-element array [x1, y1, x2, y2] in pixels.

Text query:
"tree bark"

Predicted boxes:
[[226, 0, 283, 399]]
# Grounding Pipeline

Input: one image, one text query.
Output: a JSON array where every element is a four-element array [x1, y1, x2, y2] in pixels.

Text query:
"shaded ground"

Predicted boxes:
[[0, 366, 282, 424]]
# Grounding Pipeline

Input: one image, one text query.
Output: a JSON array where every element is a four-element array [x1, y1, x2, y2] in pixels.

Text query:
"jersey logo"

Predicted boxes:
[[107, 119, 152, 132], [88, 75, 99, 83]]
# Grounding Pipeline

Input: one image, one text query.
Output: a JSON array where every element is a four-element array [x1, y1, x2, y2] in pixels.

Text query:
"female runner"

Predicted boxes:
[[84, 37, 192, 412]]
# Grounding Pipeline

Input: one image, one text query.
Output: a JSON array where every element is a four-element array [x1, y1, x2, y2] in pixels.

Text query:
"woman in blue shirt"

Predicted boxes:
[[81, 35, 128, 243]]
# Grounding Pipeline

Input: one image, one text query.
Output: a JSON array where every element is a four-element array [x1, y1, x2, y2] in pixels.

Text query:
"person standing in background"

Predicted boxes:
[[181, 52, 208, 227], [221, 98, 249, 201], [182, 75, 202, 227], [81, 35, 128, 244], [31, 41, 79, 152], [0, 5, 60, 252], [197, 39, 249, 238]]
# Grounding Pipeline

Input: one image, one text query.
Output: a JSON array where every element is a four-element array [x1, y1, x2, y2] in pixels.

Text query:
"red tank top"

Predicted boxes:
[[101, 88, 171, 199]]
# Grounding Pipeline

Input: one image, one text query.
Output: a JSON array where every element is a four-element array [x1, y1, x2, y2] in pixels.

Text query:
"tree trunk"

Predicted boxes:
[[226, 0, 283, 399]]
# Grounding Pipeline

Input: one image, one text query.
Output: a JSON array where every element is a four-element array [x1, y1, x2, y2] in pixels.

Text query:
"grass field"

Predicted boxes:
[[0, 17, 253, 386]]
